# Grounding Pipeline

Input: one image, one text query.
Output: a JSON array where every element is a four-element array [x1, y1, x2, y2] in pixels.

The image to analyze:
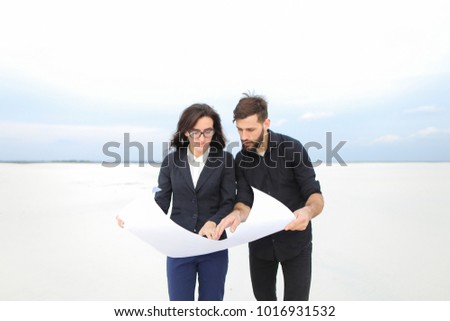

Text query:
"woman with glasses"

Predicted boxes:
[[154, 103, 235, 301]]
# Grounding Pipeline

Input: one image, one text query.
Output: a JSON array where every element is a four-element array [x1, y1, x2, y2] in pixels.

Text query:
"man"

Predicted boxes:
[[214, 93, 324, 301]]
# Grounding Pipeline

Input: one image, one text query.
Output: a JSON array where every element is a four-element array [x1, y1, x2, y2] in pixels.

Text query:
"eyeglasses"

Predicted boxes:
[[188, 128, 215, 138]]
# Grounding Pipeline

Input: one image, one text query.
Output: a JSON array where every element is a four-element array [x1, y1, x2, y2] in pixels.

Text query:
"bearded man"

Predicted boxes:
[[214, 93, 324, 301]]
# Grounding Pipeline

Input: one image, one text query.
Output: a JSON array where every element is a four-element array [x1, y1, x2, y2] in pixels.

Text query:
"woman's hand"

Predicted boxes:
[[198, 221, 217, 239]]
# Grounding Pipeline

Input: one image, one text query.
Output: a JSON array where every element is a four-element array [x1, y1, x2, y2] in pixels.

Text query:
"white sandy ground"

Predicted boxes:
[[0, 162, 449, 301]]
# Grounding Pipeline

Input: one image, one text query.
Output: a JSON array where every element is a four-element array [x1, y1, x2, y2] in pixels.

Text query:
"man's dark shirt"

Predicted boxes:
[[236, 130, 321, 261]]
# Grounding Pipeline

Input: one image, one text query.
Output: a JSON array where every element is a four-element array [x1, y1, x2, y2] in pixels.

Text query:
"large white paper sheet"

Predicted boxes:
[[120, 187, 294, 258]]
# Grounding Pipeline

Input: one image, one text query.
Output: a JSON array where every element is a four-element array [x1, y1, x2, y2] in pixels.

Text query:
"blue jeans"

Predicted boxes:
[[166, 249, 228, 301]]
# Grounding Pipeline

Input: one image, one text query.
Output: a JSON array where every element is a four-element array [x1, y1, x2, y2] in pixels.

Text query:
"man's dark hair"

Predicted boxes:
[[233, 93, 268, 123]]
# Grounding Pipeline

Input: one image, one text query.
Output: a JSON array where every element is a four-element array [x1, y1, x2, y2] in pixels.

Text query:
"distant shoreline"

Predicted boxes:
[[0, 160, 163, 165], [0, 160, 449, 164]]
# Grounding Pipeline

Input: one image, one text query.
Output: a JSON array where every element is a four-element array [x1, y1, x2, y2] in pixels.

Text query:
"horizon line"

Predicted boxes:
[[1, 160, 449, 164]]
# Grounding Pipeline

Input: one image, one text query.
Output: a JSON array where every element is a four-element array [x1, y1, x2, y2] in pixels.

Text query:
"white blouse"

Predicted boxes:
[[187, 147, 210, 188]]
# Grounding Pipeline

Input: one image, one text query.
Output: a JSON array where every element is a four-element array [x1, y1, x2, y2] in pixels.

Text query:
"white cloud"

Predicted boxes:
[[299, 112, 335, 121], [418, 127, 440, 136], [417, 127, 450, 137], [404, 105, 442, 113], [371, 135, 402, 144], [370, 127, 450, 144]]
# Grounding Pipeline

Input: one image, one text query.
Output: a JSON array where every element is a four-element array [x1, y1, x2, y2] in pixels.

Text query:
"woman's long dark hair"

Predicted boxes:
[[170, 103, 226, 150]]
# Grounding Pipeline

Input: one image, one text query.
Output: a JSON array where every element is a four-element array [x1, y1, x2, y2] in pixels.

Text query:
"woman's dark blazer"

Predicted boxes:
[[154, 147, 236, 239]]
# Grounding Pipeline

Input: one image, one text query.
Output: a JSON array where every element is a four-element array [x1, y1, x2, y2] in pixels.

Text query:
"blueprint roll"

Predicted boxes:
[[119, 186, 294, 258]]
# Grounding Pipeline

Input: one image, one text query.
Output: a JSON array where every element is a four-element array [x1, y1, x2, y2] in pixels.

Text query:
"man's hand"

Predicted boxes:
[[284, 207, 312, 231], [116, 215, 125, 228], [198, 221, 217, 240], [284, 193, 324, 231], [213, 210, 242, 240]]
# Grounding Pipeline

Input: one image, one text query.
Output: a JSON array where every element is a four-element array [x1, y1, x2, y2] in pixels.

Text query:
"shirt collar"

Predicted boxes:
[[267, 129, 278, 150], [187, 146, 210, 163]]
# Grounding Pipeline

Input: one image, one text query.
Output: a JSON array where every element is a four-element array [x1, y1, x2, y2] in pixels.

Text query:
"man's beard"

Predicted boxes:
[[242, 129, 265, 152]]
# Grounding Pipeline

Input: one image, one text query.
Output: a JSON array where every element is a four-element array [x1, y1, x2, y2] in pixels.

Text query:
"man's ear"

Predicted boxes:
[[263, 118, 270, 132]]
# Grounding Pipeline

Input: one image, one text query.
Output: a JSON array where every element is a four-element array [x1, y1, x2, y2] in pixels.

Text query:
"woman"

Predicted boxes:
[[126, 103, 235, 301]]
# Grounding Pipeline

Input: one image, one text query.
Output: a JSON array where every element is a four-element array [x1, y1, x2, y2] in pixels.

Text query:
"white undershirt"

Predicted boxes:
[[187, 147, 210, 188]]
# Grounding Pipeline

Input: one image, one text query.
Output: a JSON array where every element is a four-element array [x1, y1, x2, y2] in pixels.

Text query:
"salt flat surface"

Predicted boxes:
[[1, 162, 449, 300]]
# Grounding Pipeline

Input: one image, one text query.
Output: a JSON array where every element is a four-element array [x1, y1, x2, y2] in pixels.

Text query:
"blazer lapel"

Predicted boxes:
[[195, 149, 221, 191]]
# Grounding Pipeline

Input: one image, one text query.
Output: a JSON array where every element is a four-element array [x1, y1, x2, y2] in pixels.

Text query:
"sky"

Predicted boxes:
[[1, 0, 450, 163]]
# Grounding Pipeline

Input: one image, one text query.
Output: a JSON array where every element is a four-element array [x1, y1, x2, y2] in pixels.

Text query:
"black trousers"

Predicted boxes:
[[249, 242, 312, 301]]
